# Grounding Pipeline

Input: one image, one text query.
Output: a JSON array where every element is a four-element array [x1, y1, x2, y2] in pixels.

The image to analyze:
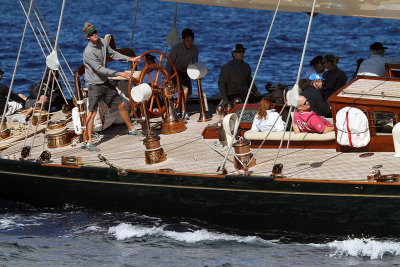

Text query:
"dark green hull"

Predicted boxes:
[[0, 158, 399, 236]]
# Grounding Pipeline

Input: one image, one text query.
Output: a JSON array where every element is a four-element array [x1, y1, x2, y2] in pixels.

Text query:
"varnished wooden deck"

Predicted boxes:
[[1, 110, 399, 182]]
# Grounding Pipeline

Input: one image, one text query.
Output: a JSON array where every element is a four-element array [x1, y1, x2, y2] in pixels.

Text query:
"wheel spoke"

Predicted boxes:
[[158, 54, 164, 65], [159, 80, 168, 87], [155, 96, 162, 109], [149, 95, 155, 110], [155, 69, 161, 85], [147, 73, 154, 87]]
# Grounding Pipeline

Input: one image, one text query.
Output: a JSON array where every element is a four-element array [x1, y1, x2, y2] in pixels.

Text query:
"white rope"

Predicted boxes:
[[273, 105, 293, 166], [53, 0, 65, 52], [218, 0, 282, 172], [0, 0, 34, 136], [278, 0, 318, 172], [295, 0, 317, 86]]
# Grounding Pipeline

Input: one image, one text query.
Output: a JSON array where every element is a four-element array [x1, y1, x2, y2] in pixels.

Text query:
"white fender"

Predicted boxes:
[[131, 83, 152, 103], [393, 122, 400, 157], [187, 62, 208, 80], [223, 113, 238, 146], [72, 107, 82, 135]]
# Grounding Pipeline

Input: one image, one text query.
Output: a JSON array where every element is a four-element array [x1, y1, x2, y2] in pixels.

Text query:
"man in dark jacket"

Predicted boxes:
[[300, 73, 332, 118], [218, 44, 260, 105]]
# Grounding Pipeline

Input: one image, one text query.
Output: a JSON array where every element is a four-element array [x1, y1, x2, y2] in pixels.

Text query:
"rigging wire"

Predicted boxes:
[[278, 0, 318, 172], [20, 0, 75, 101], [0, 0, 34, 140], [32, 0, 75, 98], [129, 0, 139, 51], [218, 0, 282, 172]]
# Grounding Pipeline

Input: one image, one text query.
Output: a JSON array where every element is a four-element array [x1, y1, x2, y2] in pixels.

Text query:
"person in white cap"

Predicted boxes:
[[357, 42, 400, 77]]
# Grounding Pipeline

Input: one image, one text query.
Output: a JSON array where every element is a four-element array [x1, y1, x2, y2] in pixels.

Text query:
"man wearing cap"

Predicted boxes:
[[300, 73, 332, 118], [0, 69, 26, 116], [357, 42, 400, 77], [82, 22, 142, 152], [165, 28, 199, 120], [218, 44, 260, 105]]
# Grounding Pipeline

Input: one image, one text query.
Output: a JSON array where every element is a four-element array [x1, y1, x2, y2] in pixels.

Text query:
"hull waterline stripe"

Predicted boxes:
[[0, 169, 399, 198]]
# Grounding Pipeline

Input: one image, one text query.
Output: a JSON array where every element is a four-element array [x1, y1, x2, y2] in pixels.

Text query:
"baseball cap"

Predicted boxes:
[[370, 42, 388, 51], [233, 44, 246, 52], [309, 73, 325, 81]]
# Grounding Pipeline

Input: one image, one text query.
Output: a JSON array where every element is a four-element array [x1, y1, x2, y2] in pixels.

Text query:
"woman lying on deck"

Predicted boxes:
[[250, 97, 286, 132]]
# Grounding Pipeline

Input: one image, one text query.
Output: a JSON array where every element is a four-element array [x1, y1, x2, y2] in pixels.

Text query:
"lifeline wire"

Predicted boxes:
[[0, 0, 34, 137], [218, 0, 282, 172], [248, 101, 288, 165]]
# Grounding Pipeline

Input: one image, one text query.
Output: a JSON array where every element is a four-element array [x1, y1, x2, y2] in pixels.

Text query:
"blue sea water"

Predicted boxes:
[[1, 0, 400, 266]]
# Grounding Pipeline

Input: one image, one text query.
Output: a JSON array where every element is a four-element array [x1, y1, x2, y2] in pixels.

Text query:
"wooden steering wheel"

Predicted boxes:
[[128, 50, 181, 118]]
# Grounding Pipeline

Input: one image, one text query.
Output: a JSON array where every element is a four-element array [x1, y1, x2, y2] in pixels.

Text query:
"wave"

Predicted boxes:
[[0, 215, 43, 230], [312, 238, 400, 260], [108, 223, 268, 244]]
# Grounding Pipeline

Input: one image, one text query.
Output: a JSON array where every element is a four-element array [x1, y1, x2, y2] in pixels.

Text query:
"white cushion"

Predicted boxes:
[[244, 130, 335, 141]]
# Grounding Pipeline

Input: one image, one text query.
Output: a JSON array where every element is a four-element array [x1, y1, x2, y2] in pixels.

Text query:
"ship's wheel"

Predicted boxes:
[[128, 50, 181, 118]]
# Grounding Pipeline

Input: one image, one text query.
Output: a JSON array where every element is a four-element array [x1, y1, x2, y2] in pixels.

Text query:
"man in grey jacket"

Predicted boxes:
[[218, 44, 260, 105], [82, 23, 141, 152]]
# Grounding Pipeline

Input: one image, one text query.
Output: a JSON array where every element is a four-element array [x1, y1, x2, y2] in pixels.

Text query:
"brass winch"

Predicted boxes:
[[47, 120, 71, 148], [0, 120, 11, 140], [143, 135, 167, 164], [32, 109, 48, 126], [233, 138, 256, 170]]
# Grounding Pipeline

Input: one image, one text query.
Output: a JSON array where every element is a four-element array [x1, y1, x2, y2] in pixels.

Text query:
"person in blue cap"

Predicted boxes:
[[300, 73, 331, 118]]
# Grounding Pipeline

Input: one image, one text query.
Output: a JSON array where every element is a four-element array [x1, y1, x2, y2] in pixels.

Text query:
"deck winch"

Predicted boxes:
[[143, 135, 166, 164], [32, 109, 48, 126], [0, 120, 11, 140], [47, 120, 71, 148], [233, 138, 256, 171]]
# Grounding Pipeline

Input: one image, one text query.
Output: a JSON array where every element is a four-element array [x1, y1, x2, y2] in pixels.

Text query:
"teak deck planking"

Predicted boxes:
[[1, 108, 398, 183]]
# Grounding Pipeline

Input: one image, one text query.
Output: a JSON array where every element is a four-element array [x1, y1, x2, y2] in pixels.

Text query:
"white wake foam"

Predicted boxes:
[[324, 238, 400, 260], [108, 223, 265, 244]]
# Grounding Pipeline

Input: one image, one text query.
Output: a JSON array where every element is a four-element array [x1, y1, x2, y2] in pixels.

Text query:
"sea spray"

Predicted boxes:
[[327, 238, 400, 260], [108, 223, 266, 244]]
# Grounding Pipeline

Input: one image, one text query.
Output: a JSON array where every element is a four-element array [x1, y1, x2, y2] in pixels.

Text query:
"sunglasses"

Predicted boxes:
[[300, 101, 309, 106], [235, 50, 245, 54], [88, 30, 97, 37]]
